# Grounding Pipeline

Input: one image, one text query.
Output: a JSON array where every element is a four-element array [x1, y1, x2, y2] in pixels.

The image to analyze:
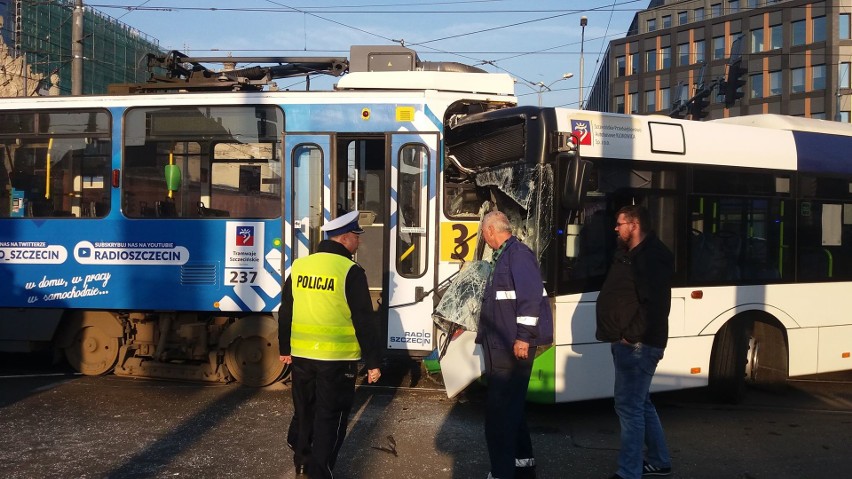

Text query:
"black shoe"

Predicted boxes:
[[642, 461, 672, 476], [294, 464, 306, 475]]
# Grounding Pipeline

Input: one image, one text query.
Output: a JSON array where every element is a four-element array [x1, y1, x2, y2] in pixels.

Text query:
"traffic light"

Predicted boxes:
[[688, 88, 711, 120], [723, 58, 747, 107]]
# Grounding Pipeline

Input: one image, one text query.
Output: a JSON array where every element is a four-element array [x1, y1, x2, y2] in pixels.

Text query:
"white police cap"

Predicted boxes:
[[321, 210, 365, 237]]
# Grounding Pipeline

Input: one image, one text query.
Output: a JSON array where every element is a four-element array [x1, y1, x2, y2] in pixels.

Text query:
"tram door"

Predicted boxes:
[[284, 134, 330, 271], [385, 133, 438, 354]]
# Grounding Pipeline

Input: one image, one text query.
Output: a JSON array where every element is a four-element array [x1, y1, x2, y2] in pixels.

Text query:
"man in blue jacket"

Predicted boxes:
[[476, 210, 553, 479]]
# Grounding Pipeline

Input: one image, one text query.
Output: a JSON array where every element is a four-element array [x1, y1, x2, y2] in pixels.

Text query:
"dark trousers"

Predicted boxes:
[[289, 357, 357, 479], [483, 343, 536, 479]]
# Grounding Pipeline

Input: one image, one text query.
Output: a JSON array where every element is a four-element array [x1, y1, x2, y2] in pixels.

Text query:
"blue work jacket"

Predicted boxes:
[[476, 236, 554, 350]]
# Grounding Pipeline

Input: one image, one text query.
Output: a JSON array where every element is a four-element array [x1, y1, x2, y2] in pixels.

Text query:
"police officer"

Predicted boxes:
[[477, 210, 553, 479], [278, 210, 382, 479]]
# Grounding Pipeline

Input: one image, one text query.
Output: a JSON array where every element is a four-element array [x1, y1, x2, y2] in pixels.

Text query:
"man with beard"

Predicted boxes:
[[596, 205, 673, 479]]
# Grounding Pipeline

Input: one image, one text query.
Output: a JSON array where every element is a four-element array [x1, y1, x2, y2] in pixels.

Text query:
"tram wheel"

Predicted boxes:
[[64, 325, 120, 376], [224, 334, 286, 387]]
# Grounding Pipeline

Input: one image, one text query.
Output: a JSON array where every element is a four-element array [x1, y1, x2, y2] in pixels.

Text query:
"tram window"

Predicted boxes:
[[123, 105, 283, 219], [444, 183, 484, 219], [0, 110, 111, 218], [397, 144, 429, 277]]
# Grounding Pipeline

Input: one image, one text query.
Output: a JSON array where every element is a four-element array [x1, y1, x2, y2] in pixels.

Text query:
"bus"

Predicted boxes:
[[444, 107, 852, 403], [0, 45, 517, 386]]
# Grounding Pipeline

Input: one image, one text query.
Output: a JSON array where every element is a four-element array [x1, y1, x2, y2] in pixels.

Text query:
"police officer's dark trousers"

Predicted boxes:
[[290, 357, 357, 479], [483, 341, 536, 479]]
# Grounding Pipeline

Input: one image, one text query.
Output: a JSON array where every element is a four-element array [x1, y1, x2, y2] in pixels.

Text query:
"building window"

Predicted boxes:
[[646, 90, 657, 111], [792, 20, 806, 46], [679, 11, 688, 25], [841, 111, 850, 123], [616, 56, 626, 77], [747, 0, 759, 6], [769, 24, 782, 50], [840, 62, 851, 89], [751, 28, 764, 52], [813, 64, 826, 90], [769, 70, 782, 96], [646, 49, 657, 71], [629, 92, 639, 114], [751, 73, 764, 98], [711, 3, 722, 17], [661, 87, 671, 110], [813, 16, 826, 43], [647, 18, 657, 32], [661, 46, 671, 69], [811, 112, 826, 120], [630, 52, 639, 74], [841, 14, 851, 40], [729, 0, 740, 13], [791, 67, 805, 93], [663, 15, 672, 29], [615, 95, 625, 113], [695, 7, 705, 21], [678, 43, 690, 65], [713, 36, 726, 60], [694, 39, 706, 63]]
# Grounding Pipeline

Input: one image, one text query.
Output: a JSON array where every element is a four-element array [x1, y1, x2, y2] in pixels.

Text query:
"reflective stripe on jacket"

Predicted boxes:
[[477, 236, 554, 350], [290, 252, 362, 360]]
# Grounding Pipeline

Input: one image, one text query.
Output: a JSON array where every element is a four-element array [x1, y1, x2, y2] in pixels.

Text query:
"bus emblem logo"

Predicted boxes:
[[571, 120, 592, 145], [236, 226, 254, 247]]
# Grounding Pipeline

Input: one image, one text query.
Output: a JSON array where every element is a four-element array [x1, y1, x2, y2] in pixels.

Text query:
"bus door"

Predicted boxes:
[[386, 133, 439, 353], [284, 134, 331, 272]]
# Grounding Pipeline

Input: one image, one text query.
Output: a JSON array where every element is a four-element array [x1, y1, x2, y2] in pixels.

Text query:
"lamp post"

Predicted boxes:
[[532, 72, 574, 107], [579, 16, 587, 110]]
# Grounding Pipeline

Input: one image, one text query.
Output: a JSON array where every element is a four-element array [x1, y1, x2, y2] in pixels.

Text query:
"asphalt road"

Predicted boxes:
[[1, 354, 852, 479]]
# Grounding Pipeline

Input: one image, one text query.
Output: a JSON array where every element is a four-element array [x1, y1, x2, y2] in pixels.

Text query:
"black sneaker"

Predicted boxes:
[[642, 461, 672, 476]]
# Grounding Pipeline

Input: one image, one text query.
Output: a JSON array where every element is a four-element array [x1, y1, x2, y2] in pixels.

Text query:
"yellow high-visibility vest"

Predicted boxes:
[[290, 252, 361, 360]]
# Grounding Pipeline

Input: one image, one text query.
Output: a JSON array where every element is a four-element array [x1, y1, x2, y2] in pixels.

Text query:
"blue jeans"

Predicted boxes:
[[612, 341, 671, 479]]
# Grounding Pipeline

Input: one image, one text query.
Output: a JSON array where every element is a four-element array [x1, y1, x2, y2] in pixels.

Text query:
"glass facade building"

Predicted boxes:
[[586, 0, 852, 121]]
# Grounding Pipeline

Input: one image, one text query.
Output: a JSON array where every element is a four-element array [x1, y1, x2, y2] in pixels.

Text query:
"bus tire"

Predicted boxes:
[[709, 317, 750, 403], [746, 319, 789, 393]]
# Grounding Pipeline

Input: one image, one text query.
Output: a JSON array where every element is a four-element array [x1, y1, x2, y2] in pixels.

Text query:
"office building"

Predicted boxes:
[[586, 0, 852, 121]]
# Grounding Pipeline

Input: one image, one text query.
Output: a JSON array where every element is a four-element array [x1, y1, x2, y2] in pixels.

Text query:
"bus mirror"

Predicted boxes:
[[561, 157, 591, 210], [164, 164, 182, 192]]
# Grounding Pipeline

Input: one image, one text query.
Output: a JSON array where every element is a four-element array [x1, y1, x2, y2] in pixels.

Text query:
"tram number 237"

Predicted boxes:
[[227, 270, 258, 284], [440, 222, 479, 263]]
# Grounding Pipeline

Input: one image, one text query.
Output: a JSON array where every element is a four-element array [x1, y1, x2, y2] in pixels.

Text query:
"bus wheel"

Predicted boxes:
[[745, 320, 788, 393], [709, 318, 751, 403], [222, 316, 286, 387], [64, 325, 120, 376], [709, 315, 788, 403]]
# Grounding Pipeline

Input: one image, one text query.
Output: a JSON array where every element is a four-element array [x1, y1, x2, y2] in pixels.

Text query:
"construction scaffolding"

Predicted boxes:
[[2, 0, 161, 95]]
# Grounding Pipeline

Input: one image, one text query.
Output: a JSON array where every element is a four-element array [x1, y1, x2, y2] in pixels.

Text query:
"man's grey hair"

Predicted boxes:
[[483, 210, 512, 233]]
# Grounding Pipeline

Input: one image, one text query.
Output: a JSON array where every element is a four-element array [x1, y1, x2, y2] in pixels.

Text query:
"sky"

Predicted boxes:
[[90, 1, 643, 107]]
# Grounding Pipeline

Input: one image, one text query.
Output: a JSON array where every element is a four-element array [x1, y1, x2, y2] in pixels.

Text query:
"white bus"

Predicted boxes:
[[443, 108, 852, 403]]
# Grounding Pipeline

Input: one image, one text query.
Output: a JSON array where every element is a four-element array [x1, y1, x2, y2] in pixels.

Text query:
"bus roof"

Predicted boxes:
[[711, 114, 852, 137]]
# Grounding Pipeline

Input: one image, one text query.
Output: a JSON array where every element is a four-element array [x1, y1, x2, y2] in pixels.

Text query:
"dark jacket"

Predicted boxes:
[[476, 236, 554, 350], [595, 232, 673, 349], [278, 240, 382, 369]]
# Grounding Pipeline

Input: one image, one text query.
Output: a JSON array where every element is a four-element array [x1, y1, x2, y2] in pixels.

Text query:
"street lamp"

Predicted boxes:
[[532, 72, 574, 107], [579, 16, 588, 110]]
